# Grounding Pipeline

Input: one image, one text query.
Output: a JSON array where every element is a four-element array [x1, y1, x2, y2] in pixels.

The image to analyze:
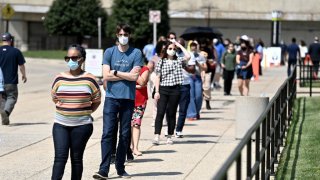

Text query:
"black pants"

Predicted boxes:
[[259, 58, 263, 75], [52, 123, 93, 180], [313, 61, 320, 76], [223, 70, 235, 95], [155, 87, 180, 135]]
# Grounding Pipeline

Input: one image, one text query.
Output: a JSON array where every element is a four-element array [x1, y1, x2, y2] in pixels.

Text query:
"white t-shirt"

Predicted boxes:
[[299, 45, 308, 58], [189, 51, 206, 75]]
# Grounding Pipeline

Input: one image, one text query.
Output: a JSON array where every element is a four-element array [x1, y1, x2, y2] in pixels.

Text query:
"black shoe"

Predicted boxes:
[[1, 111, 9, 125], [206, 100, 211, 110], [127, 153, 134, 162], [214, 83, 222, 89], [110, 154, 116, 164], [93, 170, 108, 179], [118, 171, 132, 178]]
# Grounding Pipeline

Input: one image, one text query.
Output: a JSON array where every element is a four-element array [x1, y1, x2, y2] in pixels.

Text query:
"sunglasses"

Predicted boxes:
[[64, 56, 81, 62], [118, 33, 129, 37]]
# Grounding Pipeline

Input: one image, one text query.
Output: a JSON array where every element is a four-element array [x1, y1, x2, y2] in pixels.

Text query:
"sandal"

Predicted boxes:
[[133, 151, 142, 156]]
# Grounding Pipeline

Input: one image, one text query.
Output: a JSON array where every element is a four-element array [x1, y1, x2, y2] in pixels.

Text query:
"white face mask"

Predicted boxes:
[[118, 36, 129, 45], [167, 49, 176, 56]]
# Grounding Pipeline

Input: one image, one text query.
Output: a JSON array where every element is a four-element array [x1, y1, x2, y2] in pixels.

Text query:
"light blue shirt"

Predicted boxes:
[[177, 51, 190, 85], [215, 43, 225, 63], [143, 44, 155, 61], [103, 46, 143, 100]]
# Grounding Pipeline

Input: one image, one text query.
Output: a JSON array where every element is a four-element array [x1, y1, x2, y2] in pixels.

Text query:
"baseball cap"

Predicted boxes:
[[240, 35, 250, 41], [2, 32, 13, 41]]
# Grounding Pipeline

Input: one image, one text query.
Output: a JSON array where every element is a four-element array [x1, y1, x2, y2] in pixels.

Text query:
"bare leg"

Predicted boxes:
[[131, 126, 142, 155], [238, 79, 244, 96], [243, 79, 250, 96]]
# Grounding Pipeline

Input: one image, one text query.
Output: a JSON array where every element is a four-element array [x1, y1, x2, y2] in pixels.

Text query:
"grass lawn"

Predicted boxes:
[[300, 81, 320, 88], [23, 50, 66, 60], [276, 97, 320, 179]]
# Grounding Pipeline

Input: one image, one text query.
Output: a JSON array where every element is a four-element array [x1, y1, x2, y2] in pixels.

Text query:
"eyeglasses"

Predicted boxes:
[[118, 33, 129, 37], [64, 56, 81, 62]]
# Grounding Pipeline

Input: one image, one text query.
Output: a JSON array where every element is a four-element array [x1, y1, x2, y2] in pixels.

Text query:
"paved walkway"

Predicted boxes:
[[0, 59, 287, 180]]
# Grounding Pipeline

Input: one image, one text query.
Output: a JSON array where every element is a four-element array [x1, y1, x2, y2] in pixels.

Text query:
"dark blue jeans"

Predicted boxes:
[[187, 75, 203, 118], [52, 123, 93, 180], [176, 84, 190, 132], [99, 97, 134, 175]]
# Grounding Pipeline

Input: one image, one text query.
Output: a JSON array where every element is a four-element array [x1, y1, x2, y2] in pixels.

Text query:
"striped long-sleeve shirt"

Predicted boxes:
[[51, 72, 101, 126]]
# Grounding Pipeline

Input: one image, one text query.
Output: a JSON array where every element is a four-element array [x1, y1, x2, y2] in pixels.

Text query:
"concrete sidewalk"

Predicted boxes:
[[0, 60, 287, 180]]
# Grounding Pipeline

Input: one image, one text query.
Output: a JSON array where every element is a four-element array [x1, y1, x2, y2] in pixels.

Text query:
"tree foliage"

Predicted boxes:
[[44, 0, 108, 41], [107, 0, 170, 48]]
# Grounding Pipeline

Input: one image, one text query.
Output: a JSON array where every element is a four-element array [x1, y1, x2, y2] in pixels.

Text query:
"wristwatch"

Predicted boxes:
[[113, 70, 118, 76]]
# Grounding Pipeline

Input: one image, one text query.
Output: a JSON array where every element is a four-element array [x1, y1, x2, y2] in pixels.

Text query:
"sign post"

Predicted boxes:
[[85, 49, 103, 77], [271, 11, 282, 46], [149, 10, 161, 46], [1, 4, 15, 32], [98, 17, 102, 49]]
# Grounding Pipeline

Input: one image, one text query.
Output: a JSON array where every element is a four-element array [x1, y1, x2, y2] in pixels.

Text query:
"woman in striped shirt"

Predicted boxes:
[[51, 44, 101, 180]]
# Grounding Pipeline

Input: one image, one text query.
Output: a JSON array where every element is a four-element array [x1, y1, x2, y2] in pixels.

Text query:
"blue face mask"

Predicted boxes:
[[67, 60, 79, 70]]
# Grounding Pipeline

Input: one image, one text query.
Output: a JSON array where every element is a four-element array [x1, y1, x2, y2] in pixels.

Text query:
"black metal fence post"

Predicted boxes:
[[247, 141, 252, 179], [309, 65, 312, 97], [262, 118, 267, 179], [271, 104, 275, 175], [255, 126, 260, 180], [236, 155, 241, 180]]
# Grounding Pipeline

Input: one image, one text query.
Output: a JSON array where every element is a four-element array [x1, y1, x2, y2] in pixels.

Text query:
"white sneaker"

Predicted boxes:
[[166, 137, 173, 145], [175, 131, 183, 138], [152, 137, 160, 145]]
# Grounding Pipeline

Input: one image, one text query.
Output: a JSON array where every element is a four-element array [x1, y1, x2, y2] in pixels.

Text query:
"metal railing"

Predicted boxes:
[[213, 66, 297, 180], [297, 62, 320, 97]]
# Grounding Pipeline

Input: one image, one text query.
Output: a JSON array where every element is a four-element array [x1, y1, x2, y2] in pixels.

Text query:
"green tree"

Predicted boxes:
[[107, 0, 169, 48], [44, 0, 108, 43]]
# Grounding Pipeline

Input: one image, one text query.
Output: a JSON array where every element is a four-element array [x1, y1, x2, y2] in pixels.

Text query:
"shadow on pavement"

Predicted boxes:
[[142, 150, 176, 154], [184, 124, 198, 126], [174, 140, 217, 144], [198, 117, 220, 121], [132, 158, 163, 163], [183, 134, 219, 138], [131, 171, 183, 177], [9, 122, 49, 127]]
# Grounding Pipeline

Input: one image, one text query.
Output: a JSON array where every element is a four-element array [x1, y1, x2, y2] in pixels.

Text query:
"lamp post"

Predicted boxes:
[[201, 5, 216, 27], [271, 10, 283, 46]]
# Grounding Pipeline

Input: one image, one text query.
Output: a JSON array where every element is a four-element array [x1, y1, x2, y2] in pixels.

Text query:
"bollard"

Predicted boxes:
[[235, 96, 269, 139]]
